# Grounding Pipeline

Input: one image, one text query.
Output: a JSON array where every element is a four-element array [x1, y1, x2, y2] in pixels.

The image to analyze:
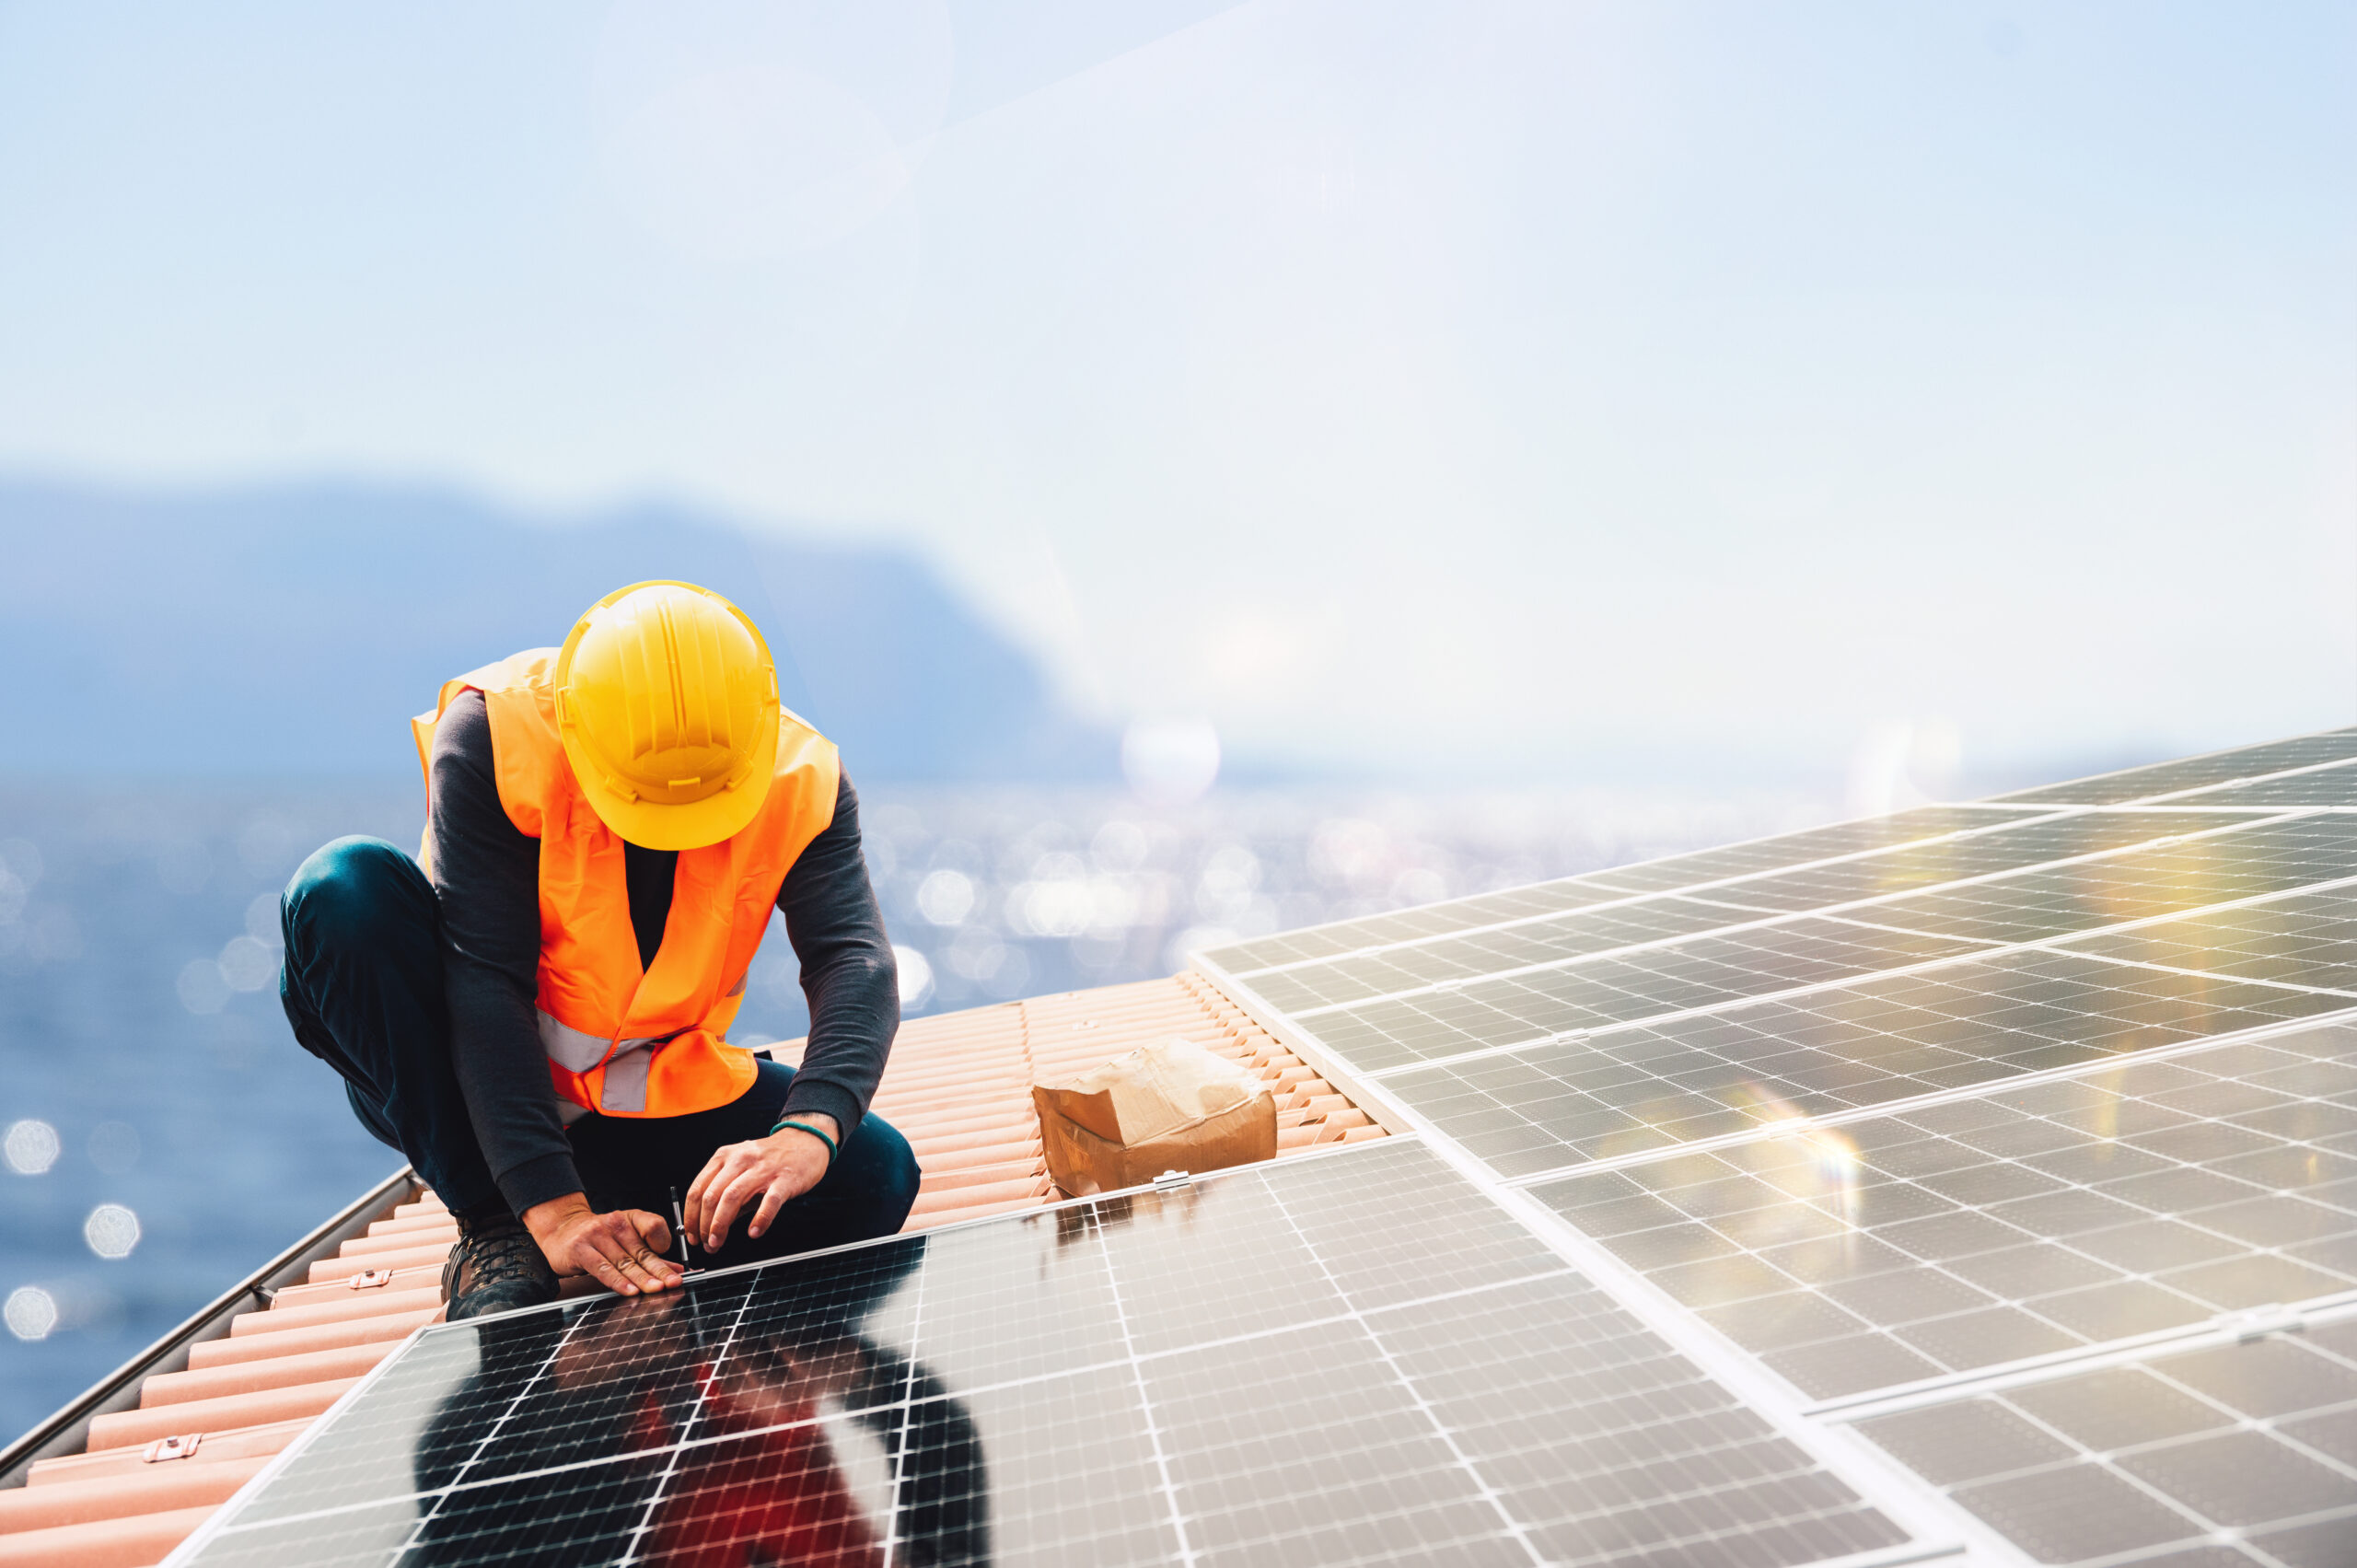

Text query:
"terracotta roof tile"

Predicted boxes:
[[0, 969, 1381, 1562]]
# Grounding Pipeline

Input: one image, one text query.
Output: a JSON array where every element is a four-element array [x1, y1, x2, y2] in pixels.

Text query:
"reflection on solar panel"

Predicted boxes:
[[1530, 1026, 2357, 1400], [179, 1142, 1922, 1567], [1380, 952, 2351, 1176], [2057, 882, 2357, 994], [188, 727, 2357, 1568], [1187, 726, 2357, 1565]]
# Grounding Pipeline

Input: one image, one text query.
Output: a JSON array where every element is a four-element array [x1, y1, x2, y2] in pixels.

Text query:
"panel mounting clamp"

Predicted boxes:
[[346, 1268, 395, 1291], [145, 1433, 202, 1463]]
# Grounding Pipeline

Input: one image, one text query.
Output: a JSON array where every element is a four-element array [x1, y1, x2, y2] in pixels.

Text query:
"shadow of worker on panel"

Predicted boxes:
[[408, 1237, 989, 1567]]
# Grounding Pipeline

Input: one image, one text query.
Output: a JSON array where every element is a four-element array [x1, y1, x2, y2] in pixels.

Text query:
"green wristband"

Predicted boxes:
[[771, 1117, 839, 1166]]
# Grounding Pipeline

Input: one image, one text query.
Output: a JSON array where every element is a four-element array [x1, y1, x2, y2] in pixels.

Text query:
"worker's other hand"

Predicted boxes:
[[684, 1115, 839, 1252], [521, 1194, 681, 1297]]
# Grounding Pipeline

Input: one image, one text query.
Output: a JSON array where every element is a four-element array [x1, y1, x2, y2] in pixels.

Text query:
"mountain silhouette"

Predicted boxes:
[[0, 477, 1116, 783]]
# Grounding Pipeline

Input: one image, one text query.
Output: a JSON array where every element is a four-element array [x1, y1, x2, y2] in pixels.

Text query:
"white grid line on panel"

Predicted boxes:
[[1093, 1201, 1197, 1568], [383, 1302, 598, 1568], [1258, 1172, 1546, 1567], [874, 1216, 931, 1568], [613, 1264, 761, 1566]]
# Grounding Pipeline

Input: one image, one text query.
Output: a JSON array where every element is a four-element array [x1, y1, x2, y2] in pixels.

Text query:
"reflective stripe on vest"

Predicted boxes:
[[413, 649, 841, 1120], [535, 1010, 662, 1115]]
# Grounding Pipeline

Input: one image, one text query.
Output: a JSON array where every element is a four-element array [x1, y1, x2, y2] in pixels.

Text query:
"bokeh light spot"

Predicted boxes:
[[5, 1286, 57, 1342], [84, 1203, 141, 1260], [4, 1120, 60, 1176]]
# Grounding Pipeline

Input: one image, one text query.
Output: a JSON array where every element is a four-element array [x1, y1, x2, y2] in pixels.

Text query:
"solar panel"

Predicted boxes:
[[1527, 1025, 2357, 1401], [1377, 951, 2352, 1178], [1989, 727, 2357, 807], [1225, 815, 2357, 1084], [1178, 728, 2357, 1563], [1273, 917, 2001, 1073], [2055, 882, 2357, 994], [1240, 810, 2276, 1017], [2163, 754, 2357, 808], [1798, 813, 2357, 947], [1202, 803, 2045, 975], [179, 1140, 1931, 1568]]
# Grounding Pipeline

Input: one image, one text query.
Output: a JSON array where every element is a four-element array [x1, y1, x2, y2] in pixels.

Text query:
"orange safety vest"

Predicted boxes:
[[411, 650, 841, 1120]]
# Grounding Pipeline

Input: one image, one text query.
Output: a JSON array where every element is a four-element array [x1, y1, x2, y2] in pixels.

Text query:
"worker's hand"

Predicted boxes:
[[520, 1193, 682, 1297], [684, 1115, 840, 1252]]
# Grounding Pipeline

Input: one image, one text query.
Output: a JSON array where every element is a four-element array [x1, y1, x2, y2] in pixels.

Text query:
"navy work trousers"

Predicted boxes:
[[278, 836, 919, 1267]]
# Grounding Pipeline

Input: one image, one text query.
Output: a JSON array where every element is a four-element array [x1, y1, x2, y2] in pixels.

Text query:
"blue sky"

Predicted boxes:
[[0, 1, 2350, 788]]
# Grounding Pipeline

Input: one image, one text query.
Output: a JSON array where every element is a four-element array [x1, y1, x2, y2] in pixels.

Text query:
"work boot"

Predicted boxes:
[[442, 1203, 559, 1323]]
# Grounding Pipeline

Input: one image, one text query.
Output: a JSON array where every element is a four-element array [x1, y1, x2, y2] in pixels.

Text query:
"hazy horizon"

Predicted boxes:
[[2, 0, 2350, 789]]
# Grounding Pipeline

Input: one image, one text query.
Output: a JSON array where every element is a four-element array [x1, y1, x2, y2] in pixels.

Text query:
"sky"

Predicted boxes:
[[0, 0, 2351, 793]]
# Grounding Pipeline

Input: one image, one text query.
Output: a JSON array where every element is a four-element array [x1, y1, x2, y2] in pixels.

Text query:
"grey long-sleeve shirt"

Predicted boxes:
[[428, 691, 898, 1215]]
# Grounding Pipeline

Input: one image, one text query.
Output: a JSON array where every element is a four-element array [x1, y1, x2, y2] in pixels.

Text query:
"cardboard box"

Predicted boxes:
[[1032, 1035, 1278, 1196]]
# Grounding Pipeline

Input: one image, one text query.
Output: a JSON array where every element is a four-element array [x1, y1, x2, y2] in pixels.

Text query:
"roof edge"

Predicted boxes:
[[0, 1165, 417, 1489]]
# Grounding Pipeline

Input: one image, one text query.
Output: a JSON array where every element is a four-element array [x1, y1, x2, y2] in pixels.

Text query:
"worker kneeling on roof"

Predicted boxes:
[[276, 581, 916, 1321]]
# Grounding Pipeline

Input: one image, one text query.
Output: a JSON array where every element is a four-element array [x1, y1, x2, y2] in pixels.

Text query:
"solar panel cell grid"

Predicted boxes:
[[181, 1141, 1917, 1568], [1685, 808, 2273, 917], [1244, 897, 1782, 1016], [1235, 810, 2277, 1024], [1204, 880, 1636, 975], [1293, 919, 2000, 1074], [1201, 805, 2040, 977], [1815, 813, 2357, 947], [1527, 1026, 2357, 1400], [1991, 728, 2357, 806], [1383, 951, 2355, 1178], [2057, 884, 2357, 996], [1254, 817, 2357, 1088], [1577, 806, 2041, 895], [2167, 757, 2357, 808], [1854, 1319, 2357, 1566]]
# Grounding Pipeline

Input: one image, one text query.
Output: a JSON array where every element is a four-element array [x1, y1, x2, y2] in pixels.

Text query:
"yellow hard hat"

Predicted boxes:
[[553, 581, 781, 851]]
